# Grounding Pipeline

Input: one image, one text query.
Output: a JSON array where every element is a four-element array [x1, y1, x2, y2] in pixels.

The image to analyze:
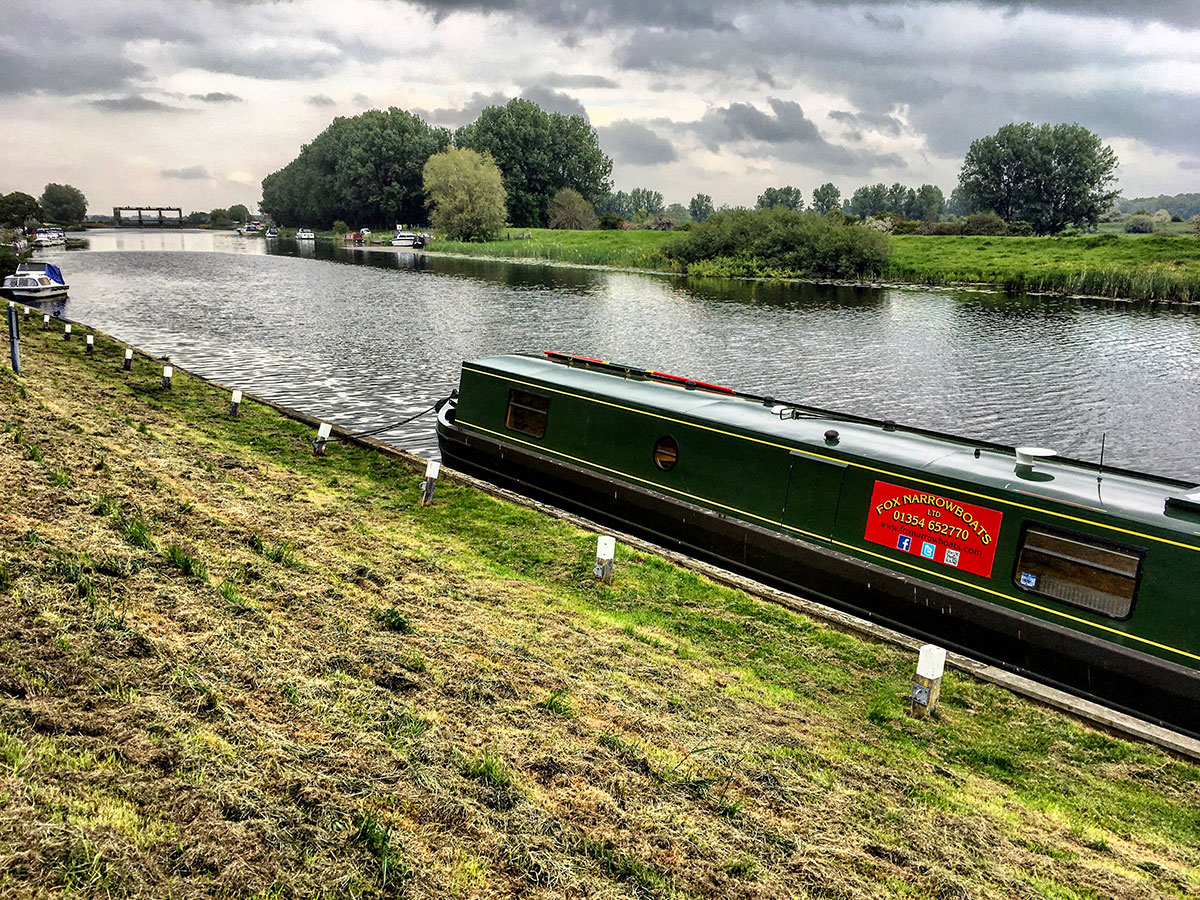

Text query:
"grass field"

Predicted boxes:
[[416, 227, 1200, 302], [430, 228, 675, 269], [0, 316, 1198, 897], [887, 234, 1200, 302]]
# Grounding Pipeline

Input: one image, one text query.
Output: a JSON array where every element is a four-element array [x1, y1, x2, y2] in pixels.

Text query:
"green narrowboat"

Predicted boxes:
[[436, 352, 1200, 735]]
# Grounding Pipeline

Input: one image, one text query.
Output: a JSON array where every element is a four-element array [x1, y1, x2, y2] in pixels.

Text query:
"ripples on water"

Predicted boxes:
[[37, 229, 1200, 479]]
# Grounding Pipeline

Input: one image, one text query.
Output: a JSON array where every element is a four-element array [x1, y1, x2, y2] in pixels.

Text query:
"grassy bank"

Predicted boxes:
[[427, 227, 675, 269], [887, 234, 1200, 302], [418, 227, 1200, 302], [5, 319, 1197, 898]]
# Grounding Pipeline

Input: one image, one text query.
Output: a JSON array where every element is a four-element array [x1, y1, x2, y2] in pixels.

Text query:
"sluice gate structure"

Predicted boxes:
[[113, 206, 182, 227]]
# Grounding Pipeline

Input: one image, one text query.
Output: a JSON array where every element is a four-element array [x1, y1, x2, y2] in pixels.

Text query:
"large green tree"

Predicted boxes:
[[956, 123, 1119, 235], [40, 183, 87, 224], [689, 193, 714, 223], [810, 183, 841, 215], [0, 191, 41, 227], [261, 108, 451, 228], [756, 185, 805, 211], [454, 98, 612, 227], [423, 148, 507, 241], [228, 204, 250, 223]]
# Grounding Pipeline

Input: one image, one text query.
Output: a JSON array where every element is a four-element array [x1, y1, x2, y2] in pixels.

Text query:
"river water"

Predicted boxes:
[[25, 229, 1200, 480]]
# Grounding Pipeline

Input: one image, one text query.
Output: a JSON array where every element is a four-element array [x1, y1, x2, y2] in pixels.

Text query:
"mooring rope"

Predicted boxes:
[[321, 399, 442, 445]]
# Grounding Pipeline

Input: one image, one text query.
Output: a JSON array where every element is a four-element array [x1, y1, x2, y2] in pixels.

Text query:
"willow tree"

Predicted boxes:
[[423, 148, 507, 242]]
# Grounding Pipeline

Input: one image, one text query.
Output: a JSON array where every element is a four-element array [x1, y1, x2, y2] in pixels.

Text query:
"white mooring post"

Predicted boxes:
[[161, 365, 173, 389], [314, 422, 332, 456], [23, 306, 30, 318], [594, 535, 616, 583], [42, 314, 50, 331], [229, 389, 242, 417], [63, 323, 71, 341], [419, 459, 441, 506], [910, 644, 947, 719], [85, 334, 94, 354], [123, 348, 133, 370]]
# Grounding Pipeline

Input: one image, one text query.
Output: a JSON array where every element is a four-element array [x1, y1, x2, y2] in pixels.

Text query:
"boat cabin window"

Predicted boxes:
[[653, 435, 678, 471], [505, 388, 550, 438], [1013, 525, 1142, 619]]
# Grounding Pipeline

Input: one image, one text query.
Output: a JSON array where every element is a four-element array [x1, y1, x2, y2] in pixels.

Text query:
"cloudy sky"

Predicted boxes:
[[2, 0, 1197, 216]]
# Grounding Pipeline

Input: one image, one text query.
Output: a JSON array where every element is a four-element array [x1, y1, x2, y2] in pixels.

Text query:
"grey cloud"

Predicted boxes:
[[413, 0, 731, 30], [412, 0, 1200, 30], [1180, 160, 1200, 171], [536, 73, 619, 89], [88, 95, 183, 113], [678, 98, 904, 173], [161, 166, 211, 180], [353, 93, 372, 106], [305, 94, 337, 107], [696, 98, 822, 149], [415, 87, 588, 128], [190, 91, 242, 103], [829, 110, 903, 136], [596, 120, 677, 165], [413, 91, 510, 127], [518, 85, 588, 118]]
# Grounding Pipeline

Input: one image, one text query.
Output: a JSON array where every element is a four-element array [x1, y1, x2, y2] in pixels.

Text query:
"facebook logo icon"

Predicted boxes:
[[897, 535, 912, 552]]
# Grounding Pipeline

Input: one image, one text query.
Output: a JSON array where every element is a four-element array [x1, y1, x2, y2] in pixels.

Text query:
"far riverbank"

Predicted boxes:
[[400, 228, 1200, 304]]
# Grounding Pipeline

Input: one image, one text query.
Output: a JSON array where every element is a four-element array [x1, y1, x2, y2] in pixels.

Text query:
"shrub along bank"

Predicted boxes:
[[662, 208, 892, 279], [0, 319, 1197, 897], [420, 221, 1200, 302]]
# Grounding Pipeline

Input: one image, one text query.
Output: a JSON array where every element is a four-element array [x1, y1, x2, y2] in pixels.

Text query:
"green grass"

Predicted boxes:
[[888, 233, 1200, 302], [163, 543, 207, 580], [430, 226, 1200, 301], [428, 227, 675, 269]]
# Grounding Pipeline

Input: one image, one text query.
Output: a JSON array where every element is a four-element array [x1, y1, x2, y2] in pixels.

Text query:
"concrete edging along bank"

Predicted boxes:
[[39, 311, 1200, 761]]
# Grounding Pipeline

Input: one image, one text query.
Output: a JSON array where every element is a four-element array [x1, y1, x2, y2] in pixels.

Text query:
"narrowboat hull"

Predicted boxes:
[[437, 354, 1200, 737]]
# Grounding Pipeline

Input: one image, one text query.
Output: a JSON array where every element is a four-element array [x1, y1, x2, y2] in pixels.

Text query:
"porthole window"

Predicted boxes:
[[505, 389, 550, 438], [1013, 524, 1143, 620], [653, 435, 678, 471]]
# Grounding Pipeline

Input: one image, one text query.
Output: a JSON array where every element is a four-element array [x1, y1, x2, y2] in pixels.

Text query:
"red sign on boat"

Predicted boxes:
[[863, 481, 1004, 579]]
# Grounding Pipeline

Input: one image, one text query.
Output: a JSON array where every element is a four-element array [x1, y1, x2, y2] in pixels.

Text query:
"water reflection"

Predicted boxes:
[[41, 228, 1200, 478]]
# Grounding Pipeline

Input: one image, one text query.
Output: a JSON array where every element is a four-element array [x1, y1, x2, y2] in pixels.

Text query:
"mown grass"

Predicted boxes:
[[0, 323, 1196, 898]]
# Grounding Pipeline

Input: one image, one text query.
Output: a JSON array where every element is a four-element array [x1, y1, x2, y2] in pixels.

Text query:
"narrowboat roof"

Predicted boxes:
[[462, 353, 1200, 540]]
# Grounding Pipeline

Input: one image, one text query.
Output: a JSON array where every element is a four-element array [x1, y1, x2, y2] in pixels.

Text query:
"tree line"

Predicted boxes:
[[260, 100, 612, 230], [0, 184, 88, 228]]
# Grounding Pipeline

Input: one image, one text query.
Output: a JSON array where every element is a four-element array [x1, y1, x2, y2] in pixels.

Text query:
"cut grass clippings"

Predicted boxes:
[[0, 322, 1197, 898]]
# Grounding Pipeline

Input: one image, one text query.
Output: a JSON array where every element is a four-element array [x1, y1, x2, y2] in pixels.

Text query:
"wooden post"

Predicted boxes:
[[909, 644, 946, 719], [313, 422, 331, 456], [419, 459, 440, 506], [594, 535, 615, 583], [161, 365, 173, 388], [123, 348, 133, 370], [229, 389, 242, 417], [85, 334, 94, 354], [6, 304, 18, 375], [63, 323, 71, 341]]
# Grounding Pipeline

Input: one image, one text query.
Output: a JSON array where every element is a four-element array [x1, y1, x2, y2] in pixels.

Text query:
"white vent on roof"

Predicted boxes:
[[1015, 447, 1056, 468]]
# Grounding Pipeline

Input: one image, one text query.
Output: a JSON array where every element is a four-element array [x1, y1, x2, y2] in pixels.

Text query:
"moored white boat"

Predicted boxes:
[[296, 228, 315, 240], [391, 230, 427, 248], [1, 262, 69, 300]]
